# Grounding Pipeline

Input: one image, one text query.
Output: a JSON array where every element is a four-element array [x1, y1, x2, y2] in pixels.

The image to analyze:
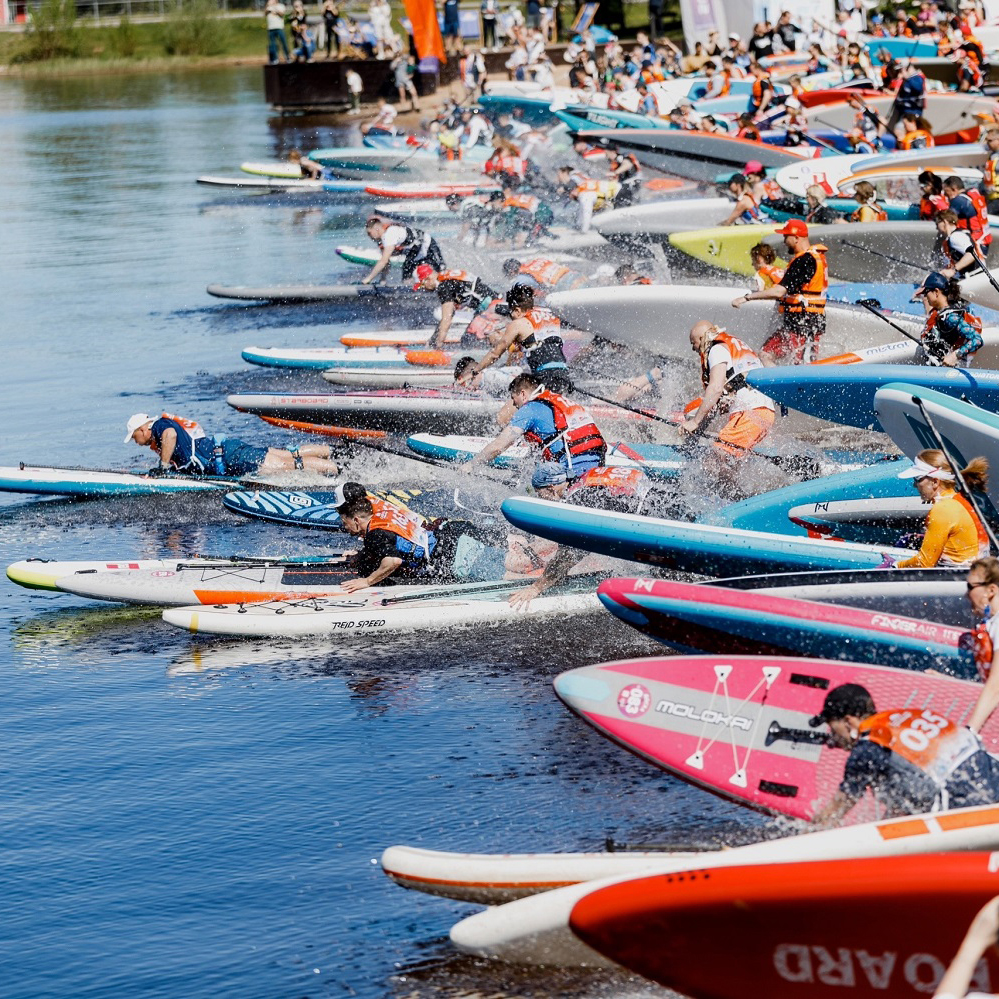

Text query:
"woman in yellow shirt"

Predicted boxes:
[[894, 449, 990, 568]]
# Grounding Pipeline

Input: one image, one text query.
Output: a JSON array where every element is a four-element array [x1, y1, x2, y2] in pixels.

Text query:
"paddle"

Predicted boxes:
[[16, 461, 239, 485], [574, 387, 814, 475], [840, 240, 926, 271], [909, 394, 999, 553], [969, 244, 999, 300], [348, 435, 518, 485], [855, 298, 940, 365], [770, 121, 843, 157]]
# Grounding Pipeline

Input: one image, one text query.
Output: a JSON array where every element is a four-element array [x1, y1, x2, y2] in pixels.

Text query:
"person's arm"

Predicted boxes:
[[755, 82, 774, 117], [810, 789, 857, 827], [509, 544, 582, 608], [939, 312, 984, 366], [896, 505, 949, 568], [681, 356, 727, 433], [968, 642, 999, 732], [733, 281, 786, 307], [362, 244, 395, 284], [616, 366, 662, 402], [934, 896, 999, 998], [470, 322, 520, 375], [719, 194, 753, 226], [341, 554, 403, 591], [157, 427, 178, 469], [469, 423, 524, 465], [430, 299, 456, 349]]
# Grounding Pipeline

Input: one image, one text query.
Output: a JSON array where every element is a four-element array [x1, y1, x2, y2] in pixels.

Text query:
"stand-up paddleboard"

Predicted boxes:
[[747, 365, 999, 431], [364, 180, 499, 199], [50, 558, 365, 605], [705, 458, 913, 535], [205, 283, 423, 305], [569, 853, 999, 994], [372, 198, 453, 220], [254, 415, 388, 440], [239, 161, 303, 178], [876, 382, 999, 507], [229, 390, 638, 435], [6, 555, 348, 593], [221, 485, 499, 531], [786, 494, 928, 545], [960, 270, 999, 312], [544, 286, 919, 359], [385, 802, 999, 907], [242, 345, 418, 370], [571, 128, 814, 184], [322, 367, 457, 389], [161, 579, 601, 637], [197, 175, 328, 191], [334, 245, 403, 267], [0, 464, 246, 498], [501, 497, 913, 575], [597, 578, 974, 676], [339, 327, 468, 349], [669, 221, 939, 283], [554, 654, 999, 822], [591, 197, 735, 240]]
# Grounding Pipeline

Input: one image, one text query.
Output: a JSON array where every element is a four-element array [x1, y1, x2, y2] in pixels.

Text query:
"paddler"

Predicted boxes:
[[718, 173, 763, 226], [497, 180, 555, 247], [732, 218, 828, 365], [335, 483, 500, 591], [124, 413, 340, 477], [808, 682, 999, 825], [507, 462, 658, 610], [457, 284, 573, 395], [747, 61, 774, 118], [897, 111, 935, 150], [982, 128, 999, 214], [912, 271, 984, 366], [614, 262, 653, 286], [964, 557, 999, 734], [880, 450, 990, 569], [680, 320, 776, 457], [412, 265, 498, 350], [453, 355, 524, 399], [750, 242, 785, 290], [943, 175, 993, 258], [606, 148, 642, 207], [362, 216, 445, 284], [555, 166, 621, 234], [502, 257, 587, 293], [918, 171, 950, 220], [848, 180, 888, 222], [468, 372, 606, 480]]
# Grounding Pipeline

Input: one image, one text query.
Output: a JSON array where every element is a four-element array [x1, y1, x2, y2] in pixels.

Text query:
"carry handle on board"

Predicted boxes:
[[910, 394, 999, 554], [855, 299, 941, 365], [765, 720, 832, 748]]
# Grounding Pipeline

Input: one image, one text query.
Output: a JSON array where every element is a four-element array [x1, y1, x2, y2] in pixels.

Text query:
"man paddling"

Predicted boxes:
[[502, 257, 587, 294], [732, 218, 828, 365], [680, 321, 776, 457], [412, 266, 498, 350], [362, 216, 446, 284], [469, 372, 606, 481], [809, 682, 999, 825], [124, 413, 340, 478]]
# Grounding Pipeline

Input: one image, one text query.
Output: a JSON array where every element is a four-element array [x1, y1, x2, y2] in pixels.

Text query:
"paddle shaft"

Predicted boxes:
[[770, 121, 843, 156], [855, 299, 939, 364], [970, 245, 999, 300], [911, 396, 999, 553], [575, 387, 790, 469], [841, 240, 924, 271], [349, 435, 516, 485], [16, 461, 237, 484]]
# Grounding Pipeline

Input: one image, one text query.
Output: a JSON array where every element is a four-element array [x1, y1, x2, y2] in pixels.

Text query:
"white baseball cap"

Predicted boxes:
[[124, 413, 154, 443]]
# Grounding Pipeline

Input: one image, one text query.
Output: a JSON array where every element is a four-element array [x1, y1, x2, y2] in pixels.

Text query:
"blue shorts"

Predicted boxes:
[[221, 439, 269, 476]]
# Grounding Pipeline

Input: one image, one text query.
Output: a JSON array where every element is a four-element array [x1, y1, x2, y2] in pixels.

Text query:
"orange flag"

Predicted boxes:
[[404, 0, 446, 63]]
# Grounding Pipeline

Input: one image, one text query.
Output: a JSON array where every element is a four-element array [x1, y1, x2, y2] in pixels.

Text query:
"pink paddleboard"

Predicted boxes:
[[554, 655, 999, 823]]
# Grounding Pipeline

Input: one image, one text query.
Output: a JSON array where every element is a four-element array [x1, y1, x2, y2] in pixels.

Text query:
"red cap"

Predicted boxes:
[[775, 218, 808, 238], [743, 159, 764, 175], [412, 263, 437, 289]]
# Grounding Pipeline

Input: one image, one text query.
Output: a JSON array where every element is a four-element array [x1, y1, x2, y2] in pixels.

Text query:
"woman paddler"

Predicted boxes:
[[884, 450, 991, 569]]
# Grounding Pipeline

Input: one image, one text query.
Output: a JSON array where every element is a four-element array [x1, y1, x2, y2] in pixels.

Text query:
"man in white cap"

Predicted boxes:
[[124, 413, 340, 478]]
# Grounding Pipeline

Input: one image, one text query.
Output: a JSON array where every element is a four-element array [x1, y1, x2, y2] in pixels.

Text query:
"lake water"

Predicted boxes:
[[0, 67, 768, 997]]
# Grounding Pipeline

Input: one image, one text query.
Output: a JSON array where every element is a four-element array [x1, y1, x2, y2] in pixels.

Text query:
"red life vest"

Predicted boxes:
[[961, 189, 993, 248], [567, 465, 647, 497], [521, 389, 607, 469], [919, 193, 950, 220], [779, 244, 828, 316]]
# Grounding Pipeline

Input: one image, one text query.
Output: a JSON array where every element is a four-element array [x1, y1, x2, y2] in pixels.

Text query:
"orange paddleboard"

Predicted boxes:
[[258, 416, 388, 440]]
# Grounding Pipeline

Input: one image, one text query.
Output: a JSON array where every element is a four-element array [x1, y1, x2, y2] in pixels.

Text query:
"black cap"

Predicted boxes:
[[808, 683, 875, 728]]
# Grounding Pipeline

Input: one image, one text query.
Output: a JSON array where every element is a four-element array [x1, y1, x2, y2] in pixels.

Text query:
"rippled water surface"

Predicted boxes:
[[0, 68, 766, 998]]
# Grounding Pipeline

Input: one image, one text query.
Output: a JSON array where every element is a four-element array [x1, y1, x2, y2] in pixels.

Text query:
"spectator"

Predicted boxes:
[[290, 1, 315, 62], [443, 0, 463, 55], [369, 0, 393, 57], [265, 0, 290, 64], [392, 50, 419, 109], [463, 48, 487, 97], [649, 0, 663, 42], [526, 0, 541, 31], [481, 0, 499, 51], [774, 10, 800, 51], [506, 38, 528, 79], [321, 0, 340, 58], [347, 67, 363, 114]]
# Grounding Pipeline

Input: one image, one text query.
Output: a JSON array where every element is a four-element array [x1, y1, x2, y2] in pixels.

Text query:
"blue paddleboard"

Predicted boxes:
[[501, 497, 912, 575], [746, 365, 999, 431]]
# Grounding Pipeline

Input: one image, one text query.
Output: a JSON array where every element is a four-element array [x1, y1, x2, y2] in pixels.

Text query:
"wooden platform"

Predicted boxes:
[[265, 44, 579, 112]]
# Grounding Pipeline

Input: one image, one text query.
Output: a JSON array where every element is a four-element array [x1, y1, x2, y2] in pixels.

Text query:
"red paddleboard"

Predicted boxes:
[[257, 416, 388, 440], [570, 851, 999, 998], [365, 182, 499, 199], [553, 655, 999, 823]]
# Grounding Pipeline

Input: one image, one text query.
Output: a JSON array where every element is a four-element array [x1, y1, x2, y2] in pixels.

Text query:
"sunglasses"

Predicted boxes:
[[968, 581, 993, 592]]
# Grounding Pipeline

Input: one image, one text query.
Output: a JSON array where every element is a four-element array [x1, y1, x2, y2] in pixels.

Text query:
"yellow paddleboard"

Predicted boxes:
[[669, 225, 786, 278]]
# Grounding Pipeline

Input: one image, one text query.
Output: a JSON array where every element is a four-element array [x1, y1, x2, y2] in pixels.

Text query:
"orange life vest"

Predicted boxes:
[[367, 502, 433, 557], [567, 465, 647, 497], [859, 708, 983, 790], [760, 178, 783, 201], [984, 156, 999, 200], [756, 264, 786, 289], [954, 492, 991, 557], [574, 179, 620, 202], [899, 128, 934, 150], [699, 330, 764, 393], [521, 389, 607, 469], [923, 305, 984, 346], [751, 75, 770, 107], [503, 192, 540, 213], [718, 70, 732, 96], [850, 200, 888, 222], [519, 258, 571, 287], [780, 244, 828, 316]]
